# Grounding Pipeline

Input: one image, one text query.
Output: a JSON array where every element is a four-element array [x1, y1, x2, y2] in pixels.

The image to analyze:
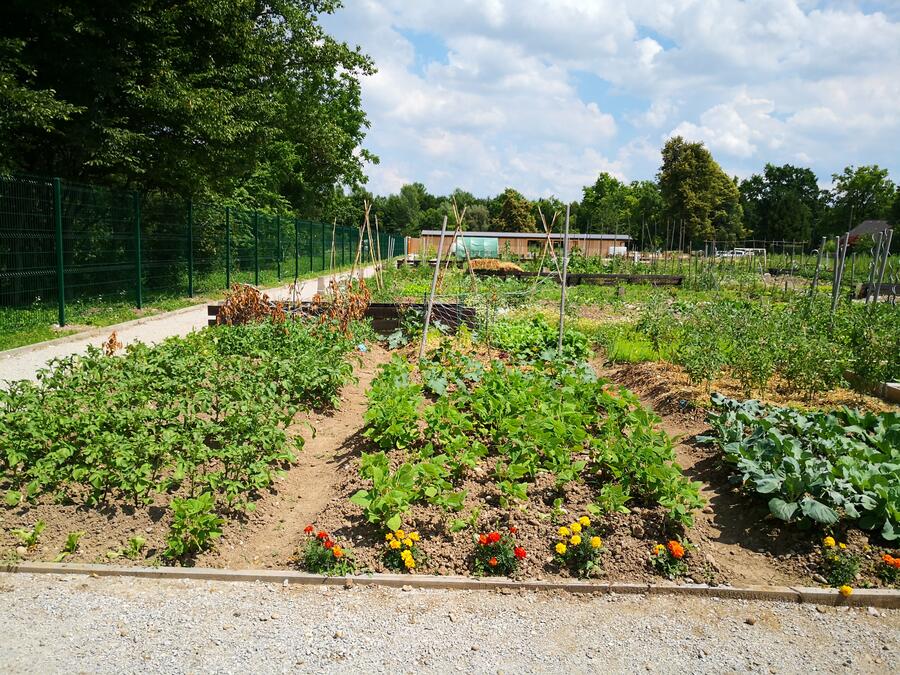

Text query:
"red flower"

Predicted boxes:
[[488, 557, 498, 567], [478, 534, 488, 545], [509, 526, 518, 534], [304, 525, 314, 534], [514, 546, 527, 560], [316, 531, 328, 540], [488, 531, 501, 543], [324, 540, 334, 550]]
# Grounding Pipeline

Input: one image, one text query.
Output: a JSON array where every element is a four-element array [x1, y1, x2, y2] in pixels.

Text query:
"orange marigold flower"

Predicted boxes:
[[304, 525, 314, 534], [332, 546, 344, 558], [478, 534, 489, 545], [667, 540, 685, 559], [324, 540, 333, 550], [488, 531, 501, 543], [488, 557, 498, 567]]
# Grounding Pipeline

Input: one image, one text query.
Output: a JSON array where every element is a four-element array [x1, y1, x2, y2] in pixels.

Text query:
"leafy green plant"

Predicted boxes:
[[301, 525, 354, 576], [363, 356, 423, 450], [11, 520, 45, 549], [473, 528, 525, 576], [819, 537, 860, 587], [164, 493, 225, 559], [701, 395, 900, 539], [54, 531, 85, 561]]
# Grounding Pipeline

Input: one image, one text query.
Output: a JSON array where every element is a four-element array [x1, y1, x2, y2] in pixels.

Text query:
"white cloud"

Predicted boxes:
[[322, 0, 900, 200]]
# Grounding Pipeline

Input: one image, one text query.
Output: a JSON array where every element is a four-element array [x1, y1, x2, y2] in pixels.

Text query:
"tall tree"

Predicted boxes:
[[491, 188, 534, 232], [739, 164, 825, 243], [657, 136, 743, 247], [826, 165, 896, 236], [0, 0, 374, 210]]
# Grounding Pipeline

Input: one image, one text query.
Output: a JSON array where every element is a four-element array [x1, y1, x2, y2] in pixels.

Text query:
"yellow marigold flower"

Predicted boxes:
[[839, 585, 852, 597], [385, 533, 394, 541], [558, 526, 570, 537], [405, 559, 416, 569], [823, 536, 835, 548], [410, 532, 420, 542], [395, 529, 405, 539], [570, 534, 582, 546], [838, 543, 847, 550], [403, 538, 413, 547], [570, 522, 582, 534], [400, 549, 412, 559], [579, 516, 591, 527], [654, 544, 665, 555], [555, 542, 567, 555], [590, 536, 602, 549], [389, 539, 401, 550]]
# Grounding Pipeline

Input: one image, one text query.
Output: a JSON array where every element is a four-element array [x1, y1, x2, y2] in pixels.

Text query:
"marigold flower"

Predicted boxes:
[[579, 516, 591, 527], [667, 540, 685, 559], [509, 526, 517, 534], [555, 542, 567, 555], [395, 529, 405, 539], [514, 546, 526, 559], [400, 549, 412, 560], [838, 543, 847, 550], [570, 522, 582, 534], [405, 559, 416, 569], [324, 540, 334, 550], [385, 532, 394, 541], [403, 538, 413, 547], [389, 539, 401, 550], [590, 536, 602, 549], [839, 585, 853, 597], [304, 525, 314, 534], [558, 526, 570, 537], [332, 546, 344, 558], [488, 531, 501, 543], [488, 556, 498, 567], [478, 534, 489, 545], [823, 536, 835, 548], [654, 544, 665, 555], [570, 534, 582, 546], [410, 532, 420, 542], [316, 531, 328, 540]]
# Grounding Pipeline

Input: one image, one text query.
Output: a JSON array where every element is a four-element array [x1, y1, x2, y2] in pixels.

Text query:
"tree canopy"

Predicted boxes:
[[739, 164, 825, 244], [0, 0, 374, 212]]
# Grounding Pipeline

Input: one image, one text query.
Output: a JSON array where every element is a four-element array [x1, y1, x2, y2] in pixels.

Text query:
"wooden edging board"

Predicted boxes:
[[4, 561, 899, 608]]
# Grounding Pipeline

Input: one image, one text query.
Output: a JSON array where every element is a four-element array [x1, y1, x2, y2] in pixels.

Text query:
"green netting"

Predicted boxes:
[[0, 175, 405, 325]]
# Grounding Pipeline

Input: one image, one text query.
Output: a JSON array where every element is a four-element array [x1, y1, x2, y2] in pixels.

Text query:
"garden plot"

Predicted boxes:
[[2, 272, 899, 593]]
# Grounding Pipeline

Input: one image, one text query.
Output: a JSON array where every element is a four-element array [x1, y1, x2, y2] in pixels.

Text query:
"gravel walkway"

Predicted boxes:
[[0, 573, 895, 674], [0, 268, 374, 383]]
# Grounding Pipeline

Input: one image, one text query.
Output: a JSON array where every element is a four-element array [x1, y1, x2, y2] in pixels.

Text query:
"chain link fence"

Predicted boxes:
[[0, 175, 403, 326]]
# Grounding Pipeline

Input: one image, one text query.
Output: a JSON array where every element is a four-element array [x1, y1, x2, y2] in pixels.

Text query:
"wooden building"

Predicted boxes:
[[407, 230, 631, 258]]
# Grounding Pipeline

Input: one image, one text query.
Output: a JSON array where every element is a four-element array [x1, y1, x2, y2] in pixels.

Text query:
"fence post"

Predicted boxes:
[[225, 207, 231, 289], [253, 211, 260, 286], [308, 221, 313, 272], [52, 177, 66, 327], [134, 191, 142, 309], [321, 221, 326, 271], [187, 199, 194, 297], [276, 214, 282, 280], [341, 228, 346, 267], [294, 218, 299, 278]]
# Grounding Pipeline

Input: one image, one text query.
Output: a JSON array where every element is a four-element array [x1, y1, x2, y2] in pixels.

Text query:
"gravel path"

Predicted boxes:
[[0, 573, 895, 674], [0, 268, 374, 383]]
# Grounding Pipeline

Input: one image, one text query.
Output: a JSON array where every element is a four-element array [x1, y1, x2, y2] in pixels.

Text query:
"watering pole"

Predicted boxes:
[[558, 204, 571, 354], [419, 215, 448, 360]]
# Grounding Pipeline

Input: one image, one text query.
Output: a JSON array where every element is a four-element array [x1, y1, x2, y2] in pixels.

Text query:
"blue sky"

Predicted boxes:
[[322, 0, 900, 201]]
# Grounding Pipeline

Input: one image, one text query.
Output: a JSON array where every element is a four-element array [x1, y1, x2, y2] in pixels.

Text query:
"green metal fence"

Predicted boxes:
[[0, 175, 404, 326]]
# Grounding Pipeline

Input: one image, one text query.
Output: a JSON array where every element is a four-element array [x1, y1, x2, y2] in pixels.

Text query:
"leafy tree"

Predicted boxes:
[[0, 0, 374, 211], [657, 136, 743, 247], [739, 164, 825, 243], [492, 188, 534, 232], [826, 165, 896, 237]]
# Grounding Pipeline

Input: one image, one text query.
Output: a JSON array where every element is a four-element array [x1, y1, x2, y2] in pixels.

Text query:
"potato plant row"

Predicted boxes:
[[0, 321, 356, 516]]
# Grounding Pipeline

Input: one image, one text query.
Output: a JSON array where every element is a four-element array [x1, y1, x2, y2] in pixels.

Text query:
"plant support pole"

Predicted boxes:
[[419, 215, 448, 361], [52, 177, 66, 327], [873, 229, 893, 305], [276, 214, 282, 280], [253, 211, 260, 286], [558, 204, 571, 354]]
